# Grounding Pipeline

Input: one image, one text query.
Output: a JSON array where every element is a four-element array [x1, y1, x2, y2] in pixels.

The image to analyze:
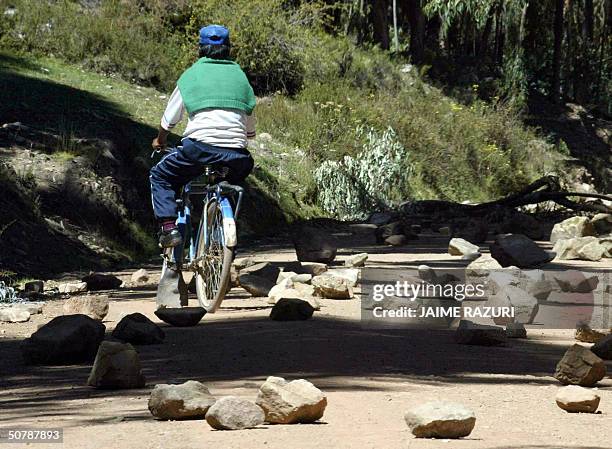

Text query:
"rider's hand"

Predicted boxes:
[[152, 137, 166, 150]]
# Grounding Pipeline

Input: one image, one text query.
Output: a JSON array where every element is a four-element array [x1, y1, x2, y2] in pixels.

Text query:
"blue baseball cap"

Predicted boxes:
[[199, 25, 230, 46]]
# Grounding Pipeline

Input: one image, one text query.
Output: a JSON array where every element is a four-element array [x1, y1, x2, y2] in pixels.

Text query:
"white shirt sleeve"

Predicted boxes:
[[246, 113, 256, 139], [160, 86, 184, 130]]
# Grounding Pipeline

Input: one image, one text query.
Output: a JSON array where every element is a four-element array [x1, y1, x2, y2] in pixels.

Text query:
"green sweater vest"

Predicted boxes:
[[177, 57, 256, 115]]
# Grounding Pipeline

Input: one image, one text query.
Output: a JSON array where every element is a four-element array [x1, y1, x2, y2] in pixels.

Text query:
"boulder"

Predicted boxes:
[[505, 322, 527, 338], [270, 298, 315, 321], [491, 284, 538, 324], [490, 234, 553, 268], [112, 313, 165, 345], [238, 274, 275, 297], [552, 271, 599, 293], [312, 274, 353, 299], [130, 269, 150, 284], [554, 344, 606, 386], [0, 306, 30, 323], [24, 280, 44, 294], [205, 396, 265, 430], [404, 401, 476, 439], [553, 236, 606, 261], [465, 256, 502, 278], [344, 253, 368, 268], [87, 341, 145, 389], [21, 315, 105, 365], [454, 320, 506, 346], [154, 307, 206, 327], [384, 234, 406, 246], [58, 282, 88, 294], [267, 280, 319, 309], [293, 227, 337, 264], [448, 238, 480, 256], [63, 295, 109, 321], [82, 273, 122, 291], [239, 262, 281, 283], [590, 213, 612, 236], [555, 385, 600, 413], [575, 324, 606, 344], [550, 216, 595, 244], [148, 381, 216, 420], [591, 334, 612, 360], [255, 376, 327, 424]]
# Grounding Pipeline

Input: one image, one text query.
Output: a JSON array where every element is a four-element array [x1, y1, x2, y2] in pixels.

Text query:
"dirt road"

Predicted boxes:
[[1, 230, 611, 449]]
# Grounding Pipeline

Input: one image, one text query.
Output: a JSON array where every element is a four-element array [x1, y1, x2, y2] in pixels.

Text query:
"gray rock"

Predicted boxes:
[[87, 341, 145, 389], [112, 313, 164, 345], [553, 236, 606, 261], [154, 307, 206, 327], [267, 279, 319, 309], [130, 269, 150, 284], [590, 213, 612, 236], [505, 322, 527, 338], [465, 256, 502, 278], [256, 376, 327, 424], [344, 253, 368, 268], [238, 274, 275, 297], [552, 271, 599, 293], [591, 334, 612, 360], [555, 385, 600, 413], [205, 396, 265, 430], [404, 401, 476, 439], [312, 274, 353, 299], [454, 320, 506, 346], [491, 284, 538, 324], [0, 306, 30, 323], [550, 216, 595, 244], [82, 273, 122, 291], [384, 234, 406, 246], [490, 234, 553, 268], [21, 315, 105, 365], [299, 262, 328, 276], [239, 262, 281, 283], [148, 381, 216, 420], [293, 227, 337, 264], [270, 298, 315, 321], [554, 344, 606, 387], [63, 295, 109, 321], [448, 238, 479, 256], [58, 282, 88, 294]]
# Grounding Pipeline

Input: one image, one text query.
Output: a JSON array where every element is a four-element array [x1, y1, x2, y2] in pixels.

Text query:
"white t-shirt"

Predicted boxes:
[[160, 86, 256, 148]]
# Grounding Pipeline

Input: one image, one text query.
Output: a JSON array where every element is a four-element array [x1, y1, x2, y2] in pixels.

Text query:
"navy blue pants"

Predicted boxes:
[[150, 138, 254, 220]]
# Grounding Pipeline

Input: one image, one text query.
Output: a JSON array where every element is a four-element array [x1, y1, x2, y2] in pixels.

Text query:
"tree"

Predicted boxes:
[[551, 0, 565, 102]]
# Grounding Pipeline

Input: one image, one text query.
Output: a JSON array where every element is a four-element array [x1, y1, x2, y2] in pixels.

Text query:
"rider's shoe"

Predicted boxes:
[[158, 221, 182, 248]]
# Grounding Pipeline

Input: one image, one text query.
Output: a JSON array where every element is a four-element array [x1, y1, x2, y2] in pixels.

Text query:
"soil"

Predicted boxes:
[[1, 230, 611, 449]]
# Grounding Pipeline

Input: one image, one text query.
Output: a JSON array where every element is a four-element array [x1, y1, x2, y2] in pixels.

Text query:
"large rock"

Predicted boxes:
[[112, 313, 165, 345], [554, 344, 606, 386], [58, 281, 88, 294], [82, 273, 122, 291], [404, 401, 476, 439], [448, 238, 480, 256], [465, 256, 502, 278], [553, 236, 606, 261], [87, 341, 146, 389], [63, 295, 109, 321], [312, 274, 353, 299], [270, 298, 315, 321], [205, 396, 265, 430], [490, 284, 538, 324], [591, 334, 612, 360], [239, 262, 281, 283], [130, 269, 150, 284], [490, 234, 553, 268], [22, 315, 105, 365], [555, 385, 600, 413], [255, 376, 327, 424], [148, 381, 216, 420], [550, 216, 595, 244], [552, 271, 599, 293], [590, 213, 612, 235], [238, 274, 275, 297], [0, 306, 30, 323], [293, 227, 337, 264], [267, 280, 319, 309], [454, 320, 506, 346], [154, 307, 206, 327], [327, 268, 359, 287]]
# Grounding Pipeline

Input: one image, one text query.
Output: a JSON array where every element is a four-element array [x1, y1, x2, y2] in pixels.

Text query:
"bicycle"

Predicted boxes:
[[153, 148, 244, 316]]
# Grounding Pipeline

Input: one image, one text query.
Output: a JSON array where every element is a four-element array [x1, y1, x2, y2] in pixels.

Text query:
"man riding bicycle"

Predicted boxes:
[[150, 25, 256, 249]]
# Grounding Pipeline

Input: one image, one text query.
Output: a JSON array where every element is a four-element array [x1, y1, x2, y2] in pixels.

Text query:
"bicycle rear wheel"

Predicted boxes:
[[194, 199, 234, 312]]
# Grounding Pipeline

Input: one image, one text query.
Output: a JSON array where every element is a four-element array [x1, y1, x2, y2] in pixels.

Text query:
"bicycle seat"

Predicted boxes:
[[191, 165, 229, 190]]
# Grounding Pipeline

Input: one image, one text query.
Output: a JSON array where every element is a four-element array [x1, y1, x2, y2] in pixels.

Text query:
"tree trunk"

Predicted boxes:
[[583, 0, 594, 43], [371, 0, 390, 50], [392, 0, 399, 52], [404, 0, 425, 63], [551, 0, 564, 102]]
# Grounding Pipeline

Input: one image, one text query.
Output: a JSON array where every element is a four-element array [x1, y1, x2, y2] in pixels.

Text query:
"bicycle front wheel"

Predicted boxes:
[[194, 199, 234, 312]]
